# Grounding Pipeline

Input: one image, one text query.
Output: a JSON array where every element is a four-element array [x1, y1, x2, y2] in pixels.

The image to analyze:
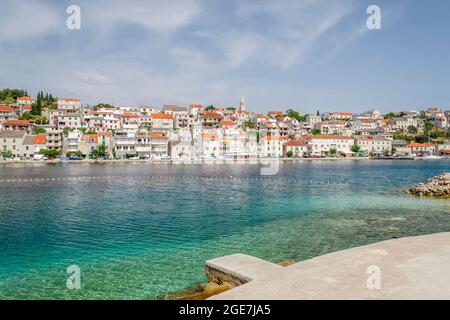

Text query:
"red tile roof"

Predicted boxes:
[[220, 120, 236, 127], [152, 112, 173, 120], [284, 139, 307, 147], [200, 133, 218, 139], [122, 113, 140, 118], [33, 134, 47, 145], [203, 112, 223, 119], [268, 111, 284, 116], [263, 135, 287, 141], [4, 120, 31, 126], [150, 133, 168, 140], [0, 106, 14, 112], [18, 96, 33, 101], [407, 142, 435, 148]]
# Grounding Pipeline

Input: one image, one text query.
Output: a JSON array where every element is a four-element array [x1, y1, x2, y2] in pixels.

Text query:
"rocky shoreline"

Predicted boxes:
[[408, 172, 450, 198]]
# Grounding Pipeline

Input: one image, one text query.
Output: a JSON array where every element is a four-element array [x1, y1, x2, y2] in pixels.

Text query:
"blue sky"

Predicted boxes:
[[0, 0, 449, 113]]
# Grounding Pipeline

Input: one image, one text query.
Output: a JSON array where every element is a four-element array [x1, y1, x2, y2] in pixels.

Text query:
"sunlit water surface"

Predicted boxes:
[[0, 160, 449, 299]]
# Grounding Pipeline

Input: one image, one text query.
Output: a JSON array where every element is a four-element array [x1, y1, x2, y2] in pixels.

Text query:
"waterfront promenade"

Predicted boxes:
[[207, 233, 450, 300]]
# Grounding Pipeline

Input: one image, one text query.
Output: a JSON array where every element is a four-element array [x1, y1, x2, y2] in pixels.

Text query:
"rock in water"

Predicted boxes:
[[408, 173, 450, 199]]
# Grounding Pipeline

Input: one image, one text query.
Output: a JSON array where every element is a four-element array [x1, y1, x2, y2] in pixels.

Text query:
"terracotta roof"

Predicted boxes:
[[0, 106, 14, 112], [33, 134, 47, 145], [199, 133, 218, 139], [191, 104, 203, 109], [407, 142, 435, 148], [203, 112, 223, 119], [4, 120, 31, 126], [220, 120, 236, 127], [150, 133, 169, 140], [98, 132, 112, 137], [18, 96, 33, 101], [152, 112, 173, 120], [122, 113, 140, 118], [268, 111, 283, 116], [284, 139, 307, 147], [263, 135, 287, 141]]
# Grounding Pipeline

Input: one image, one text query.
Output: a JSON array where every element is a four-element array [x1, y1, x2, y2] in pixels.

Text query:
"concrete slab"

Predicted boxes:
[[208, 233, 450, 300]]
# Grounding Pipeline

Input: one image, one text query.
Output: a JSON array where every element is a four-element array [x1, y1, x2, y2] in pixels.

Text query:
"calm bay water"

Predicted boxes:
[[0, 160, 449, 299]]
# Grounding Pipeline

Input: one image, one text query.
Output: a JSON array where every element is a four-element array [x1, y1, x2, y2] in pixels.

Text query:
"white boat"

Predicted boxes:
[[423, 155, 443, 160]]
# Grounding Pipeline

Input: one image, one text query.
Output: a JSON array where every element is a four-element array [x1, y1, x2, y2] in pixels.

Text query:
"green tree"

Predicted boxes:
[[86, 130, 97, 134], [2, 150, 13, 159], [384, 112, 400, 119], [286, 150, 294, 158], [243, 121, 256, 129], [311, 128, 321, 135], [92, 145, 107, 159], [286, 109, 307, 122], [415, 134, 429, 143], [39, 149, 61, 159], [351, 145, 361, 153], [19, 112, 34, 121], [205, 105, 215, 110], [330, 148, 337, 156], [33, 115, 48, 125], [407, 125, 418, 134], [33, 127, 46, 134], [0, 88, 27, 103], [32, 94, 42, 115], [424, 118, 434, 132]]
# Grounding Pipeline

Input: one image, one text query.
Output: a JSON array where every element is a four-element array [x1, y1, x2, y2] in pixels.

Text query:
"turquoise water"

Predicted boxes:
[[0, 160, 449, 299]]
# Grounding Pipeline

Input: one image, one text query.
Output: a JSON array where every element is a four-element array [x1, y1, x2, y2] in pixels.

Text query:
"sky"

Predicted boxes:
[[0, 0, 449, 114]]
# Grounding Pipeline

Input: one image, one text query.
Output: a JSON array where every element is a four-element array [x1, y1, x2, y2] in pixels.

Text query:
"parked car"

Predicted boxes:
[[33, 154, 47, 161]]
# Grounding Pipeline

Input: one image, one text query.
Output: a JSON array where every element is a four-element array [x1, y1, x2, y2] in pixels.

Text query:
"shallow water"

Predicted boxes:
[[0, 160, 449, 299]]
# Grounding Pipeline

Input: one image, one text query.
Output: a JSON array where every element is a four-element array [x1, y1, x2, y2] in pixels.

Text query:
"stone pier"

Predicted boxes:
[[206, 233, 450, 300]]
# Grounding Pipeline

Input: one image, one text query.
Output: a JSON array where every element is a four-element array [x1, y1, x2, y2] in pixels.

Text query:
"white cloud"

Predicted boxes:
[[0, 0, 61, 41], [84, 0, 201, 34], [0, 0, 409, 112]]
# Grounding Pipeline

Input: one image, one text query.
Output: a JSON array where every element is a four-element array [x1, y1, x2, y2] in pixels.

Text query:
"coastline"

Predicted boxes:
[[0, 157, 427, 166]]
